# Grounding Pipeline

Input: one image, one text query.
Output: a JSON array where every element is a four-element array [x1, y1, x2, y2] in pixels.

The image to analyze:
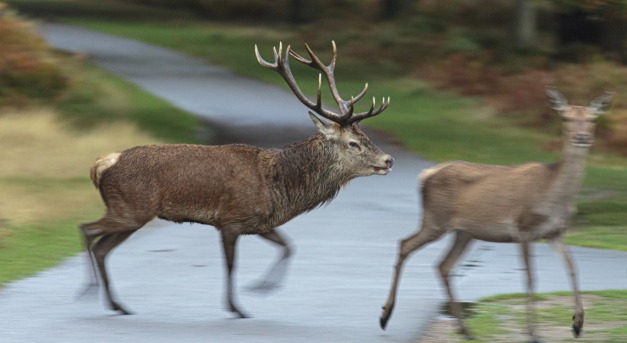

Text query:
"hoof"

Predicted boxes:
[[111, 302, 133, 315], [232, 310, 250, 319], [572, 323, 582, 337], [228, 304, 250, 319], [75, 282, 98, 301], [245, 280, 281, 295], [380, 305, 393, 330], [379, 316, 389, 330], [457, 328, 474, 340]]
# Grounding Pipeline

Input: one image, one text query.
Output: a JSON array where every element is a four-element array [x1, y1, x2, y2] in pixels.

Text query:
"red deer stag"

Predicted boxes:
[[379, 87, 613, 342], [80, 41, 393, 318]]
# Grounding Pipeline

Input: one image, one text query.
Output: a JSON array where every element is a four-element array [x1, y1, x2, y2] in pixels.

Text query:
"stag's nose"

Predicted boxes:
[[385, 156, 394, 169]]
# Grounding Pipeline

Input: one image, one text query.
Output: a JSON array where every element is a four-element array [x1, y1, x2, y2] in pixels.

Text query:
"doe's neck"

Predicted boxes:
[[552, 142, 590, 201]]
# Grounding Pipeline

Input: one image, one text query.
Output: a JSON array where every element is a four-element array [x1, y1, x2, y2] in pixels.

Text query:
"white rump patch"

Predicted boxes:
[[418, 162, 453, 184], [94, 152, 121, 182]]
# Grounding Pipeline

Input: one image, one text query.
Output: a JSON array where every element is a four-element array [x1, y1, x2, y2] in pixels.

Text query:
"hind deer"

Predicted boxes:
[[80, 41, 393, 318], [379, 87, 613, 342]]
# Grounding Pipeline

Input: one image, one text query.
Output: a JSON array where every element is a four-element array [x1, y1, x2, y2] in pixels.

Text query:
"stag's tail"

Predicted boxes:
[[90, 152, 121, 189]]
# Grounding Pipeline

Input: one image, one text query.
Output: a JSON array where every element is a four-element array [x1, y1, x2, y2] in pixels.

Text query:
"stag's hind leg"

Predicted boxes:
[[77, 220, 105, 297], [93, 231, 136, 314], [80, 214, 145, 315], [380, 216, 445, 330], [437, 231, 474, 339], [247, 228, 293, 293]]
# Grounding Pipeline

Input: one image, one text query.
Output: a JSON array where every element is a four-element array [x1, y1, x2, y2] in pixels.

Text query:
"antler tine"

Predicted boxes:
[[347, 96, 390, 125], [349, 83, 369, 107], [255, 44, 276, 69], [257, 41, 389, 126], [291, 41, 353, 116], [256, 42, 344, 122]]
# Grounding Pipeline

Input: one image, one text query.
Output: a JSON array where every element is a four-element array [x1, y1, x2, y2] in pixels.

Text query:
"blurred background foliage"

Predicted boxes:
[[0, 3, 68, 106], [5, 0, 627, 155]]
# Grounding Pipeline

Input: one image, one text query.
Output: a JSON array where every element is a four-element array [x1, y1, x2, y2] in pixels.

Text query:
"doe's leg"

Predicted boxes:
[[380, 218, 444, 330], [437, 231, 474, 339], [549, 236, 584, 337], [520, 239, 542, 343]]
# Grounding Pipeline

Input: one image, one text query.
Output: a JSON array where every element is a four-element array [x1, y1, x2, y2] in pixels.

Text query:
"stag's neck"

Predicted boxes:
[[549, 142, 590, 204], [268, 134, 352, 216]]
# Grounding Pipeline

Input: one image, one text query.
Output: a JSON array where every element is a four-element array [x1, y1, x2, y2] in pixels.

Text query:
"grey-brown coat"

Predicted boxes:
[[80, 42, 393, 318]]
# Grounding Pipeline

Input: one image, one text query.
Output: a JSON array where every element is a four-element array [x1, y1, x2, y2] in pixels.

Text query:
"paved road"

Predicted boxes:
[[1, 23, 625, 343]]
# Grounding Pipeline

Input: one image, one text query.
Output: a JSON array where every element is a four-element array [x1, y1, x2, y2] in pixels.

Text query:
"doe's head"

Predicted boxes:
[[546, 86, 614, 148]]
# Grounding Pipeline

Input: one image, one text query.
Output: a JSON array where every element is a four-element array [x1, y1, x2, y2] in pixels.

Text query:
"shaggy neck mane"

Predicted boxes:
[[266, 133, 353, 217]]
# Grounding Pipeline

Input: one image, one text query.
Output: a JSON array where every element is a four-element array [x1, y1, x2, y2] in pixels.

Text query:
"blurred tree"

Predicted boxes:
[[380, 0, 413, 20], [289, 0, 317, 23], [551, 0, 627, 61], [515, 0, 537, 49]]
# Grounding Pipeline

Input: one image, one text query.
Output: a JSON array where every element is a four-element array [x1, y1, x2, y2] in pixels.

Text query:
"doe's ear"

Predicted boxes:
[[589, 92, 614, 116], [309, 112, 340, 139], [546, 86, 568, 111]]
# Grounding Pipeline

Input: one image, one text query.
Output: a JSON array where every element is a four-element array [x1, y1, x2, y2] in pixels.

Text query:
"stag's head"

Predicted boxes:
[[256, 41, 393, 176], [547, 86, 614, 149]]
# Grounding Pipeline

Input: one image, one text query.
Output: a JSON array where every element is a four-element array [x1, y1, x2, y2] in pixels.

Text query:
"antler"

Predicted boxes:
[[255, 41, 389, 126]]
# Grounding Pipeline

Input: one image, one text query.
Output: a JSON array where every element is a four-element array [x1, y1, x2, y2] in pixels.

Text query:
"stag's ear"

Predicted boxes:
[[546, 86, 569, 112], [589, 92, 614, 116], [309, 112, 340, 139]]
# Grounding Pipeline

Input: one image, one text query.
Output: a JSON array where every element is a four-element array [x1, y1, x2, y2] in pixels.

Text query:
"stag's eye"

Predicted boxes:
[[348, 141, 362, 151]]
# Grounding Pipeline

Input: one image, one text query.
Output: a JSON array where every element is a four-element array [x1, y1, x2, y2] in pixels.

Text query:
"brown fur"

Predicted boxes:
[[79, 42, 393, 318], [380, 88, 614, 342]]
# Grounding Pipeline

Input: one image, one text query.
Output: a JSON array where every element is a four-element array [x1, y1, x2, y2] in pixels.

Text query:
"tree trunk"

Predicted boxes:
[[557, 9, 626, 63], [381, 0, 410, 20], [515, 0, 537, 49], [290, 0, 317, 23]]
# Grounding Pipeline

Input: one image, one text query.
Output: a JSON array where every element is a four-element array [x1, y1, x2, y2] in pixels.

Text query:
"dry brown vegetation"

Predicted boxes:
[[0, 3, 69, 106], [0, 109, 160, 227]]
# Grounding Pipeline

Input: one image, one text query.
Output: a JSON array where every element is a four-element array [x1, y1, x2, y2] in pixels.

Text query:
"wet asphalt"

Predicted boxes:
[[0, 23, 625, 343]]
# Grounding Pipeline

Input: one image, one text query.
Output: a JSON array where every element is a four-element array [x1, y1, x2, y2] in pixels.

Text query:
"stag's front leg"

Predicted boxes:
[[247, 228, 293, 293], [520, 239, 542, 343], [220, 230, 249, 318], [549, 236, 584, 337]]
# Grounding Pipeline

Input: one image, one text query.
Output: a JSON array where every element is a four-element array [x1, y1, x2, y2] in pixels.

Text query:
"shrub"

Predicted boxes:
[[0, 4, 69, 106]]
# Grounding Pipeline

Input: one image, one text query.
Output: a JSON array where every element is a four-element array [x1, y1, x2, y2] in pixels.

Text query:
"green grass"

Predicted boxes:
[[462, 290, 627, 342], [0, 219, 88, 284]]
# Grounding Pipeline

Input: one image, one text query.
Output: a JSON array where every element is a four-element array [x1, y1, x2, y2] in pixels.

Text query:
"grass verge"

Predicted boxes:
[[0, 59, 202, 286], [419, 290, 627, 343]]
